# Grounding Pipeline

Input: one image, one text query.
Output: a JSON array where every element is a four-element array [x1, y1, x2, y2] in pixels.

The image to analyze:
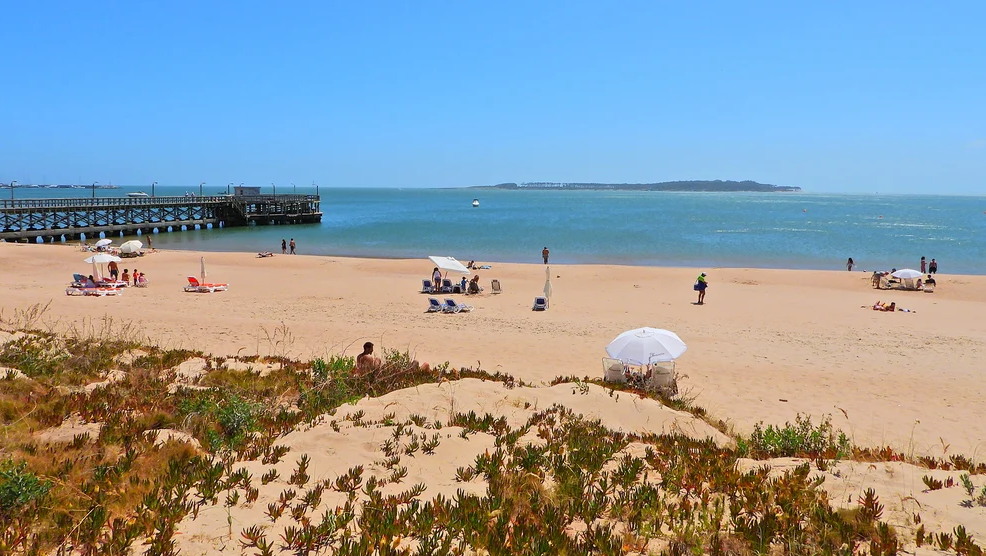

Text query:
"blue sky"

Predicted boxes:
[[2, 2, 983, 193]]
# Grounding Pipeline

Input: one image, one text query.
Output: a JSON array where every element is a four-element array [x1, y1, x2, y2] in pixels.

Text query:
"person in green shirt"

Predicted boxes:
[[695, 272, 708, 304]]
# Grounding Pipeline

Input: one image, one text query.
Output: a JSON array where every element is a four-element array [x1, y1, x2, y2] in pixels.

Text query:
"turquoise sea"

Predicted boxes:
[[9, 186, 986, 275]]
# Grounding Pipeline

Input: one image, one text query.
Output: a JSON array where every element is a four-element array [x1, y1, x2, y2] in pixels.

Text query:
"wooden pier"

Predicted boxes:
[[0, 194, 321, 241]]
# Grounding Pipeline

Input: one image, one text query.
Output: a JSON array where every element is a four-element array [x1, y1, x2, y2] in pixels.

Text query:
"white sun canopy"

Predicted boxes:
[[428, 256, 471, 275]]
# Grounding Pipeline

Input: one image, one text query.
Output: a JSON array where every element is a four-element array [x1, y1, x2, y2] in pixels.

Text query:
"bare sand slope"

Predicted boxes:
[[2, 242, 985, 457]]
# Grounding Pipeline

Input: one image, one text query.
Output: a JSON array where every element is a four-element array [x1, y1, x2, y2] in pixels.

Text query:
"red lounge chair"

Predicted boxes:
[[184, 276, 229, 293]]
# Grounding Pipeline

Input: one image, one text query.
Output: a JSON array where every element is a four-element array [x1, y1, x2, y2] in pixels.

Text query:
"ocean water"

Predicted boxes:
[[9, 186, 986, 274]]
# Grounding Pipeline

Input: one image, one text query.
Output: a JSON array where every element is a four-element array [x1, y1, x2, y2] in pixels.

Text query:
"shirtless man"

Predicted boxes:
[[356, 342, 381, 374]]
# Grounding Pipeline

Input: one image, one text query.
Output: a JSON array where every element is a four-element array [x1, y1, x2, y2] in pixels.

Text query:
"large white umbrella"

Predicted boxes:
[[428, 256, 471, 276], [606, 327, 688, 365], [891, 268, 922, 280], [95, 238, 113, 248], [84, 253, 121, 264], [83, 254, 121, 280], [120, 240, 142, 254], [543, 265, 552, 307]]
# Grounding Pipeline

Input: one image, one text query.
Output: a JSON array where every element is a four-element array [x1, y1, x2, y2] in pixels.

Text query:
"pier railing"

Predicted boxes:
[[0, 194, 322, 240]]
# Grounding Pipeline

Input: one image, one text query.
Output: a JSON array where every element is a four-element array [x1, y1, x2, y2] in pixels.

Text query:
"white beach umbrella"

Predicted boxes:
[[606, 327, 688, 365], [83, 254, 121, 264], [95, 238, 113, 248], [427, 256, 471, 276], [120, 240, 143, 254], [891, 268, 922, 280], [83, 253, 121, 280]]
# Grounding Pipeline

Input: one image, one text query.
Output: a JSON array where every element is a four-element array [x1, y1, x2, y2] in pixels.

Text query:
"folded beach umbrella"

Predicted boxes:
[[606, 327, 687, 365], [120, 240, 143, 254], [543, 265, 552, 305], [891, 269, 922, 280], [95, 238, 113, 248], [428, 256, 471, 276]]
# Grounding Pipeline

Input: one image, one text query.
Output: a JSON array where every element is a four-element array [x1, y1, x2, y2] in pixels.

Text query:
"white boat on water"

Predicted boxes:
[[472, 198, 480, 207], [127, 191, 149, 198]]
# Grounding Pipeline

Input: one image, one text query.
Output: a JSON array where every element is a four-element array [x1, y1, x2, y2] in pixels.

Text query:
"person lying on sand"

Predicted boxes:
[[872, 301, 896, 312], [257, 251, 274, 258]]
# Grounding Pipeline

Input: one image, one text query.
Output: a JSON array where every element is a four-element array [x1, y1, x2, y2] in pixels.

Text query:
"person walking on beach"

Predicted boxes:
[[281, 239, 287, 254], [920, 256, 927, 273], [108, 260, 119, 280], [289, 238, 296, 255], [694, 272, 708, 304], [929, 258, 938, 274], [542, 247, 549, 264], [847, 258, 854, 271]]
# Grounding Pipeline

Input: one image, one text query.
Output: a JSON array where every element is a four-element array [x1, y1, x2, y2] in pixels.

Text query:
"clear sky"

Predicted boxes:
[[2, 1, 983, 193]]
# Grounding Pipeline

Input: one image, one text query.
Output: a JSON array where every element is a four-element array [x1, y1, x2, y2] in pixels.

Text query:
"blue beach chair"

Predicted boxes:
[[532, 296, 548, 311], [443, 298, 474, 313], [441, 279, 454, 293], [426, 297, 446, 313], [421, 279, 435, 293]]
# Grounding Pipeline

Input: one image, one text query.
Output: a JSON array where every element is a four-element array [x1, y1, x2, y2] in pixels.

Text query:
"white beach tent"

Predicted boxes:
[[428, 256, 471, 278]]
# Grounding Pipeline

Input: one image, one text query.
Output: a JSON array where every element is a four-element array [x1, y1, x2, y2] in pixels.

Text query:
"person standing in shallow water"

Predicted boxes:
[[929, 258, 938, 274], [920, 256, 926, 273], [847, 258, 854, 271], [542, 247, 549, 264], [281, 239, 287, 254], [289, 238, 296, 254]]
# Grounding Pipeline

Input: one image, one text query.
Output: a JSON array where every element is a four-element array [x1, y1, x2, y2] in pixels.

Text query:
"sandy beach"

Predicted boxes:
[[2, 241, 985, 458]]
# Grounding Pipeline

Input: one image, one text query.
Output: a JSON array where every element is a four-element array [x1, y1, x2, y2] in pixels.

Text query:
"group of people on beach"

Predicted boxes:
[[848, 256, 939, 274], [280, 238, 296, 255]]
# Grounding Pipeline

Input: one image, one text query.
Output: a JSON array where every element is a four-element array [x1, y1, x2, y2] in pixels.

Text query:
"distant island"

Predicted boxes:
[[470, 180, 801, 192]]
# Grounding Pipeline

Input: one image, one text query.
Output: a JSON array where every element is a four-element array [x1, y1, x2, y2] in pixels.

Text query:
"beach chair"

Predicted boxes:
[[443, 298, 473, 313], [441, 279, 454, 293], [184, 276, 229, 293], [532, 296, 547, 311], [491, 279, 502, 294], [426, 297, 446, 313], [68, 287, 121, 297], [72, 273, 86, 287], [644, 362, 678, 396], [421, 279, 435, 293], [602, 357, 627, 383]]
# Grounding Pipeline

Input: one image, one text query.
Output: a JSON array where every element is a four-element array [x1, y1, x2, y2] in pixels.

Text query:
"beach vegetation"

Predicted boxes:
[[2, 315, 985, 555], [737, 413, 852, 460]]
